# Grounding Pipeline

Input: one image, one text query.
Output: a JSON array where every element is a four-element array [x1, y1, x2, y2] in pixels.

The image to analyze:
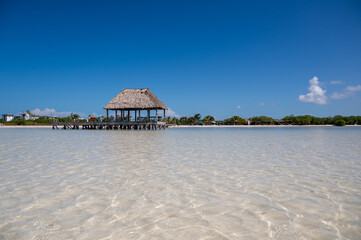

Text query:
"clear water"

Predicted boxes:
[[0, 127, 360, 239]]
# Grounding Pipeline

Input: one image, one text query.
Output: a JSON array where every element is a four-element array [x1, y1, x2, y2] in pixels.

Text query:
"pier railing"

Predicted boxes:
[[52, 121, 167, 130]]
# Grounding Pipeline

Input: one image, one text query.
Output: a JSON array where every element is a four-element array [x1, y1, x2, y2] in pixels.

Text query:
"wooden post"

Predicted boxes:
[[121, 110, 124, 121], [139, 110, 141, 121], [115, 110, 118, 120], [135, 110, 137, 122], [147, 109, 150, 122], [106, 109, 109, 119], [127, 110, 130, 122], [163, 109, 165, 119], [156, 109, 158, 122]]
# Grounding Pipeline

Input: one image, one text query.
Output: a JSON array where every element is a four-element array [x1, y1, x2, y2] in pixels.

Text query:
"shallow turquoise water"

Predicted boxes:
[[0, 127, 360, 239]]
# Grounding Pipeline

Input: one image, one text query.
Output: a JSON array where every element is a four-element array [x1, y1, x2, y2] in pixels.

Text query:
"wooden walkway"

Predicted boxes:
[[52, 121, 167, 130]]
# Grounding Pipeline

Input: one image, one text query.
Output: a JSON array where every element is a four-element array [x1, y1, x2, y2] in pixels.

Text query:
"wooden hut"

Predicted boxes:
[[103, 89, 168, 122]]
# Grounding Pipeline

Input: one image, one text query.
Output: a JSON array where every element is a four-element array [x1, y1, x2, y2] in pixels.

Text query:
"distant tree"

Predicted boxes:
[[251, 116, 274, 125], [15, 119, 26, 125], [311, 117, 324, 125], [26, 109, 36, 117], [356, 116, 361, 125], [282, 115, 295, 124], [194, 114, 201, 122], [164, 116, 171, 124], [70, 113, 80, 120], [224, 116, 246, 125], [323, 117, 333, 125], [179, 117, 188, 125], [203, 115, 215, 124], [335, 119, 346, 126], [344, 116, 357, 125], [187, 117, 195, 125], [171, 117, 178, 124]]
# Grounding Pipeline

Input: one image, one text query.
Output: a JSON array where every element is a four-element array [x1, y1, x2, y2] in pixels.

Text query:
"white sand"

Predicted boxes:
[[168, 124, 359, 128], [1, 124, 359, 129], [0, 125, 52, 128]]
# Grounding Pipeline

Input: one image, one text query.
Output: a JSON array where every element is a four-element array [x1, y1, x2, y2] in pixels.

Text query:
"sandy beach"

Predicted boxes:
[[168, 124, 360, 128], [0, 125, 52, 128]]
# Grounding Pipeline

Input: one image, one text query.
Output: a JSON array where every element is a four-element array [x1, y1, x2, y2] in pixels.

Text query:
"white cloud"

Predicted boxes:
[[330, 92, 347, 99], [331, 85, 361, 99], [236, 105, 241, 109], [298, 76, 328, 105], [269, 100, 276, 106], [31, 108, 84, 117], [259, 102, 265, 106], [165, 108, 180, 118], [330, 80, 344, 85], [346, 85, 361, 92], [90, 112, 100, 117]]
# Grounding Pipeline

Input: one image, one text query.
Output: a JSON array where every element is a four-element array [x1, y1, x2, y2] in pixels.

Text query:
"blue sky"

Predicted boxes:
[[0, 0, 360, 119]]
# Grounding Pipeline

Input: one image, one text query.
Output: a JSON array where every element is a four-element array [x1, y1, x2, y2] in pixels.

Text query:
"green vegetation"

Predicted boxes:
[[335, 119, 346, 126], [2, 113, 360, 126], [203, 115, 215, 124], [164, 114, 361, 126], [2, 115, 86, 125], [251, 116, 274, 125], [3, 117, 54, 125], [70, 113, 80, 120], [224, 116, 247, 125], [282, 115, 361, 126]]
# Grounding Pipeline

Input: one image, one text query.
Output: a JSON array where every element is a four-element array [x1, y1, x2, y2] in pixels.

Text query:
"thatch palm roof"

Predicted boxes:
[[104, 89, 168, 110]]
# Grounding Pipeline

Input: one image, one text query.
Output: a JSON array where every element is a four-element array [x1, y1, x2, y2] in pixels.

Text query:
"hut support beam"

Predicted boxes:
[[163, 109, 165, 119], [135, 110, 137, 122], [147, 109, 150, 122], [127, 110, 130, 122], [156, 109, 158, 122], [106, 109, 109, 119]]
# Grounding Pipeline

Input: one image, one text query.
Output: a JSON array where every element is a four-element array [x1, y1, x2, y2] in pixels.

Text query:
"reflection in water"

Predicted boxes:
[[0, 127, 360, 239]]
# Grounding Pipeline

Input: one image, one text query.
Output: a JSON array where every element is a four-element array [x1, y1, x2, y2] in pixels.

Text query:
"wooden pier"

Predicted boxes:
[[52, 121, 167, 130]]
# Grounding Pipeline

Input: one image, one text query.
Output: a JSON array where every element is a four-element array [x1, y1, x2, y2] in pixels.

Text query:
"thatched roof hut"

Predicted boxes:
[[103, 89, 168, 121], [104, 88, 167, 110]]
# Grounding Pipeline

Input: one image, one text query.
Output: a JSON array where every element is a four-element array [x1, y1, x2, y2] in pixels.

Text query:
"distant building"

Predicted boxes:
[[39, 115, 57, 120], [19, 112, 30, 120], [88, 115, 97, 122], [2, 114, 14, 122]]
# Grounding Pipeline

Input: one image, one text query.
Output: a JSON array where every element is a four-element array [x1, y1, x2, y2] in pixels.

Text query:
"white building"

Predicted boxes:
[[19, 112, 30, 120], [2, 114, 14, 122]]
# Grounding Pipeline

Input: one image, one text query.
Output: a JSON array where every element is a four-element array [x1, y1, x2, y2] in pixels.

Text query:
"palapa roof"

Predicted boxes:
[[103, 88, 168, 110]]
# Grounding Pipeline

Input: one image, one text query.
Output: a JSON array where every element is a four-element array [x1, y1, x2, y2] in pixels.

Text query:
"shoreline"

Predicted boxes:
[[0, 125, 52, 128], [168, 124, 360, 128], [1, 124, 360, 129]]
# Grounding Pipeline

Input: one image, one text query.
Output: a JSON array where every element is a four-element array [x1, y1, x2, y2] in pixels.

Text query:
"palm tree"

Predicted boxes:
[[26, 109, 35, 117], [187, 117, 195, 125], [171, 117, 178, 124], [70, 113, 80, 120], [194, 114, 201, 121], [203, 115, 215, 124], [192, 114, 202, 124]]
